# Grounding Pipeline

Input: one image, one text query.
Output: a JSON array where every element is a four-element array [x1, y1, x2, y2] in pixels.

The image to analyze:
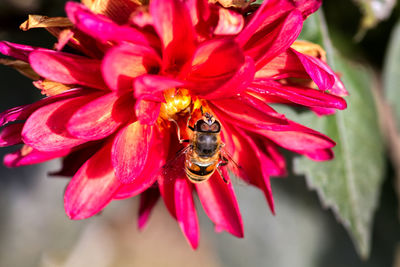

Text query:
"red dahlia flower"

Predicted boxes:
[[0, 0, 347, 248]]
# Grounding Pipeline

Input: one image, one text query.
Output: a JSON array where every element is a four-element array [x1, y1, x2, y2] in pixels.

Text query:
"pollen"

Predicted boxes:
[[159, 88, 192, 121]]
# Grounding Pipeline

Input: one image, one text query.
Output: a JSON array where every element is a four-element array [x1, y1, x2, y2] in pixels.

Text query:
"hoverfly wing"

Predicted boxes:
[[219, 148, 250, 186], [153, 145, 190, 186]]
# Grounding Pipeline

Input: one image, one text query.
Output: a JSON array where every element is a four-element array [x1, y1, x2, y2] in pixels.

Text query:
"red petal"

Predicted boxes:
[[241, 11, 303, 69], [102, 43, 161, 91], [137, 187, 160, 230], [196, 171, 244, 237], [175, 178, 199, 249], [4, 146, 70, 167], [22, 93, 102, 152], [29, 51, 107, 90], [66, 2, 160, 48], [67, 92, 134, 140], [0, 123, 23, 147], [135, 100, 161, 125], [64, 141, 121, 220], [112, 121, 152, 184], [150, 0, 195, 72]]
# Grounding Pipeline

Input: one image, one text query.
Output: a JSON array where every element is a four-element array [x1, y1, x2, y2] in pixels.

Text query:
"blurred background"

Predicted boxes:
[[0, 0, 400, 266]]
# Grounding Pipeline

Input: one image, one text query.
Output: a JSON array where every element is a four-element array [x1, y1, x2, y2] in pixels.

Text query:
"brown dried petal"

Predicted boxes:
[[20, 15, 73, 31], [0, 59, 40, 80], [33, 79, 75, 96], [291, 40, 327, 61]]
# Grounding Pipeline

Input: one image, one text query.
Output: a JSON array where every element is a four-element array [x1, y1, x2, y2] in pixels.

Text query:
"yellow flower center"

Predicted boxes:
[[159, 88, 192, 121]]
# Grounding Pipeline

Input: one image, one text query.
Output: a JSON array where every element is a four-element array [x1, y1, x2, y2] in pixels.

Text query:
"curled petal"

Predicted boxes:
[[68, 92, 134, 140], [214, 8, 244, 35], [0, 41, 49, 62], [102, 43, 161, 91], [250, 79, 347, 110], [175, 178, 199, 249], [29, 51, 107, 90], [4, 145, 70, 167], [210, 97, 288, 130], [112, 121, 153, 184], [134, 74, 185, 101], [64, 141, 121, 220], [196, 171, 243, 237], [22, 93, 103, 152]]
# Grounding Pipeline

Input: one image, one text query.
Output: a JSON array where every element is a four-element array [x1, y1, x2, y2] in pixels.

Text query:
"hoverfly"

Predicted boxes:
[[161, 108, 244, 184]]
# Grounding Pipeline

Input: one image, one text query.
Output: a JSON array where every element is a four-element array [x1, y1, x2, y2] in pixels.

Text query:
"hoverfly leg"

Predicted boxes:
[[216, 155, 229, 184], [168, 118, 190, 143], [216, 166, 229, 184]]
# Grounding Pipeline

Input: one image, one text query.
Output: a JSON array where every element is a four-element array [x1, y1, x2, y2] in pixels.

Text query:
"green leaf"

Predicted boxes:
[[292, 11, 386, 259], [383, 18, 400, 132]]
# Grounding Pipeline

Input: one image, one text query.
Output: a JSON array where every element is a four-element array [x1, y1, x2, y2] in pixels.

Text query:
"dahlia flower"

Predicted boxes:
[[0, 0, 347, 248]]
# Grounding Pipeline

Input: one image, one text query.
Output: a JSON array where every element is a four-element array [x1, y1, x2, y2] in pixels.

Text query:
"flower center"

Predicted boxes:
[[159, 88, 192, 121]]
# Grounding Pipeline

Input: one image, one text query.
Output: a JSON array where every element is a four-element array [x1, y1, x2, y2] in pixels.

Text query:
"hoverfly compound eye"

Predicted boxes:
[[200, 122, 209, 131], [210, 121, 220, 132]]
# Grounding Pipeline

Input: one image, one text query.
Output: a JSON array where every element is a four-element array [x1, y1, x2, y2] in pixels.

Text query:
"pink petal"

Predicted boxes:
[[4, 146, 70, 167], [157, 133, 185, 218], [150, 0, 195, 72], [135, 100, 161, 125], [210, 98, 288, 130], [112, 121, 153, 184], [134, 74, 185, 102], [29, 51, 107, 90], [64, 141, 121, 220], [196, 171, 244, 237], [0, 88, 89, 127], [250, 79, 347, 110], [0, 123, 23, 147], [252, 120, 336, 153], [137, 187, 160, 230], [221, 123, 275, 212], [114, 126, 170, 199], [22, 93, 102, 152], [67, 92, 134, 140], [0, 41, 49, 61], [175, 178, 199, 249], [291, 49, 335, 91], [66, 2, 160, 48], [214, 8, 244, 35], [102, 43, 162, 91]]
